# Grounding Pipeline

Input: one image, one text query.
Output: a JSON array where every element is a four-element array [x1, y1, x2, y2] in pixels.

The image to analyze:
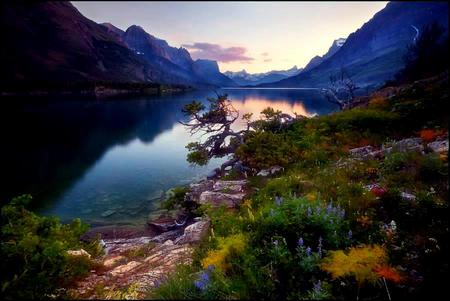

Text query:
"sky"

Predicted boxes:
[[72, 1, 388, 73]]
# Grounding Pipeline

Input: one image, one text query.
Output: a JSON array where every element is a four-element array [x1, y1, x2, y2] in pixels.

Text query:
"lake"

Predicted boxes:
[[0, 88, 337, 227]]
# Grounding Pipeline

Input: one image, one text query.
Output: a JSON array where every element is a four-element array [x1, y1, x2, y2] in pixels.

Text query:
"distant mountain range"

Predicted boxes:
[[1, 2, 236, 88], [258, 2, 449, 90], [224, 66, 302, 86], [1, 2, 448, 91]]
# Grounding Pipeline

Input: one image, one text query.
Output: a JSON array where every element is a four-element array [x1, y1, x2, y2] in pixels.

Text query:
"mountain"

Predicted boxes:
[[117, 24, 237, 87], [192, 59, 237, 87], [0, 2, 166, 84], [302, 38, 346, 72], [260, 2, 449, 90], [224, 66, 302, 86], [1, 2, 234, 89]]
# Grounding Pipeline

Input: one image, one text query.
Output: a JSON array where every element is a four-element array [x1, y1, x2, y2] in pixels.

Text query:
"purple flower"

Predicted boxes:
[[348, 230, 353, 240], [269, 208, 274, 216], [318, 236, 323, 247], [298, 237, 304, 247], [313, 280, 322, 293], [194, 271, 210, 291], [306, 246, 312, 256], [273, 239, 279, 246], [340, 209, 346, 218], [307, 207, 312, 217], [207, 264, 215, 272], [326, 203, 333, 214], [316, 206, 321, 215], [275, 196, 283, 206]]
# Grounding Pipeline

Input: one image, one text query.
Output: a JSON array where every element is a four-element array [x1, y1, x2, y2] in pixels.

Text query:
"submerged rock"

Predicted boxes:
[[100, 209, 116, 217]]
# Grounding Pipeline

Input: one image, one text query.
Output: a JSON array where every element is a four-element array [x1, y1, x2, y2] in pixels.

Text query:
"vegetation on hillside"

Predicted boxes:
[[150, 67, 448, 299]]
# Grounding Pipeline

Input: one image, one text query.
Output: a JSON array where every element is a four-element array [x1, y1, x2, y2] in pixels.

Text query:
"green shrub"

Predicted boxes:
[[1, 195, 93, 299]]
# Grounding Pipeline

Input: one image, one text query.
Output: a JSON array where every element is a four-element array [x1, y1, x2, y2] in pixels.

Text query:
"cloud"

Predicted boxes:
[[263, 58, 272, 62], [261, 52, 269, 56], [182, 42, 254, 63]]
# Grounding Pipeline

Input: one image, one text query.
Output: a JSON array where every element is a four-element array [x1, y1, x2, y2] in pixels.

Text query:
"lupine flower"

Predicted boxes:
[[317, 246, 322, 258], [348, 230, 353, 240], [313, 280, 322, 293], [207, 264, 215, 272], [307, 207, 312, 217], [326, 202, 333, 214], [269, 208, 274, 216], [306, 246, 312, 256], [298, 237, 304, 247], [318, 236, 323, 247], [273, 239, 279, 246], [194, 272, 210, 291], [316, 206, 321, 215], [275, 196, 283, 206]]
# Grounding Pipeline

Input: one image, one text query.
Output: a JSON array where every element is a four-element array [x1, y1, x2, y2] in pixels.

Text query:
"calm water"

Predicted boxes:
[[1, 89, 337, 226]]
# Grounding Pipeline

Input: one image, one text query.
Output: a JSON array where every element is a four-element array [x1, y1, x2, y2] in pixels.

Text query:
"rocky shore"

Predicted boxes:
[[69, 176, 250, 298]]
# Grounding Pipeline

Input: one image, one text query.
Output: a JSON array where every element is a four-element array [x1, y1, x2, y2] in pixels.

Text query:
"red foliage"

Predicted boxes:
[[420, 128, 444, 143], [374, 265, 403, 283], [370, 186, 387, 197]]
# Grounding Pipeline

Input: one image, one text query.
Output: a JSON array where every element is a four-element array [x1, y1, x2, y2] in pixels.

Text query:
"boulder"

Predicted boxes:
[[349, 145, 375, 159], [188, 180, 214, 199], [67, 249, 91, 259], [257, 165, 284, 177], [213, 180, 247, 193], [174, 219, 210, 245], [427, 139, 448, 153], [148, 213, 188, 232], [109, 260, 141, 276], [198, 191, 245, 208], [103, 255, 125, 267], [149, 229, 184, 243], [383, 137, 423, 154]]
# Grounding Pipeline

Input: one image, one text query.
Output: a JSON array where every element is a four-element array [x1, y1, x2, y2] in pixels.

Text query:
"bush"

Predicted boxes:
[[236, 131, 299, 170], [1, 195, 93, 299]]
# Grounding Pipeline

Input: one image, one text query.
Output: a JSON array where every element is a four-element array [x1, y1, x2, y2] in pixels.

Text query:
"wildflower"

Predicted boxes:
[[269, 208, 274, 216], [318, 236, 323, 247], [348, 230, 352, 240], [207, 264, 215, 272], [390, 220, 397, 232], [194, 271, 210, 291], [298, 237, 304, 247], [340, 209, 346, 218], [326, 202, 333, 214], [316, 206, 321, 215], [306, 246, 312, 256], [307, 207, 312, 217], [313, 280, 322, 293], [273, 239, 279, 246], [374, 265, 403, 283], [275, 196, 283, 206], [317, 246, 322, 258]]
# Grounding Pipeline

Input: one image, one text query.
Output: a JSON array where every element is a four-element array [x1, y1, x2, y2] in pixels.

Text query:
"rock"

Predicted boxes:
[[349, 145, 375, 159], [148, 190, 164, 201], [101, 209, 116, 217], [148, 213, 188, 232], [103, 255, 125, 267], [188, 180, 214, 199], [213, 180, 247, 193], [400, 192, 416, 201], [427, 139, 448, 153], [67, 249, 91, 259], [174, 219, 210, 245], [109, 261, 141, 276], [198, 191, 245, 208], [257, 169, 271, 177], [257, 166, 284, 177], [206, 168, 221, 180], [383, 137, 423, 154], [149, 229, 184, 243]]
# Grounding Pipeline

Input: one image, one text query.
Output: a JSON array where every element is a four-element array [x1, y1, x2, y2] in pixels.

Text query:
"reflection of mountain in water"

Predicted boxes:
[[0, 93, 197, 207], [0, 89, 336, 224]]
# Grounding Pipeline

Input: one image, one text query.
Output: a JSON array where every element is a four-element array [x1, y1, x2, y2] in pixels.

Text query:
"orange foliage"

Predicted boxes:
[[368, 96, 388, 109], [420, 128, 444, 142], [374, 265, 403, 283]]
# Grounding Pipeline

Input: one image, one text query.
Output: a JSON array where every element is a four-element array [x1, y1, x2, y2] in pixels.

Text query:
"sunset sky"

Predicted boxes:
[[72, 1, 388, 73]]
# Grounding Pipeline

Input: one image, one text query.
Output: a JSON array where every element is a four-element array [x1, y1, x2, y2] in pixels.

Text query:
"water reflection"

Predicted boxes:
[[0, 89, 337, 226]]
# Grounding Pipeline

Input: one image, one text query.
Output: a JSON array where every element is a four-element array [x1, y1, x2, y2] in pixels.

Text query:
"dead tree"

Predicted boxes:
[[322, 68, 359, 110]]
